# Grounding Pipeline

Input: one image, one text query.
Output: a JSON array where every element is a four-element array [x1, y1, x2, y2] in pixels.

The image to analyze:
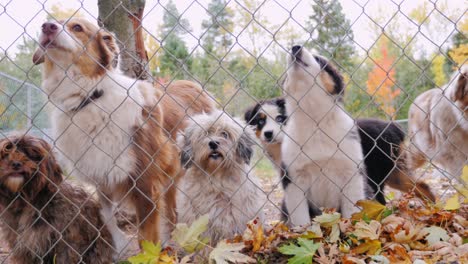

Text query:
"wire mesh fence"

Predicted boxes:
[[0, 0, 467, 263]]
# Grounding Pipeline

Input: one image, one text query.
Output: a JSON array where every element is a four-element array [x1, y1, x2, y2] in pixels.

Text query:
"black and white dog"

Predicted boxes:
[[245, 46, 434, 225], [245, 100, 435, 206]]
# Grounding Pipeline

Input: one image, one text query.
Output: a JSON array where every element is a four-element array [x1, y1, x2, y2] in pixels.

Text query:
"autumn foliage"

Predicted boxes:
[[366, 38, 401, 120]]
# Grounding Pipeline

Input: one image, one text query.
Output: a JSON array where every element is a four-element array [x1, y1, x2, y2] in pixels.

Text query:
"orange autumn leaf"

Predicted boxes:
[[252, 224, 264, 252]]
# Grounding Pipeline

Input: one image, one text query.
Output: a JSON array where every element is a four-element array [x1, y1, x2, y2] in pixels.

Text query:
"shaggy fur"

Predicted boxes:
[[281, 46, 367, 225], [157, 80, 216, 140], [408, 65, 468, 180], [245, 101, 435, 204], [176, 111, 265, 244], [0, 135, 113, 264], [32, 18, 214, 251]]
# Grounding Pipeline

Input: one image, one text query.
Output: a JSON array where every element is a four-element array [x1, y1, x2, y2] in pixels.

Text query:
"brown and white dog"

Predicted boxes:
[[408, 65, 468, 181], [0, 135, 114, 264], [32, 18, 214, 253]]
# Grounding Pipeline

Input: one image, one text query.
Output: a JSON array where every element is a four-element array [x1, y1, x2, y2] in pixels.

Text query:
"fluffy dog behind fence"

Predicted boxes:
[[245, 99, 435, 204], [176, 110, 265, 244], [281, 45, 368, 225], [32, 17, 215, 252], [409, 64, 468, 180], [0, 135, 114, 264]]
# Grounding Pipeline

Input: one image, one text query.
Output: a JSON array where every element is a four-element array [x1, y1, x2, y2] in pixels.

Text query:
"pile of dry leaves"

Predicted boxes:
[[124, 193, 468, 264]]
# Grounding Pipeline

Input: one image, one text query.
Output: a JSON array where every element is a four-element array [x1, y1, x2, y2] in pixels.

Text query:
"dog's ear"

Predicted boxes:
[[32, 47, 45, 65], [177, 132, 193, 169], [244, 105, 258, 126], [97, 30, 119, 69], [454, 68, 467, 102], [34, 138, 63, 187], [244, 108, 255, 125], [275, 97, 285, 108], [237, 129, 255, 164], [100, 31, 120, 68]]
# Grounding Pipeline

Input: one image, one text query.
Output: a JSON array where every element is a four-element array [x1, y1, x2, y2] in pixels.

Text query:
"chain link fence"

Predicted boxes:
[[0, 0, 466, 262]]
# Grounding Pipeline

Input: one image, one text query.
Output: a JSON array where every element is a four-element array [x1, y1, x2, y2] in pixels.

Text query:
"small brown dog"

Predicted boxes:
[[0, 135, 114, 264]]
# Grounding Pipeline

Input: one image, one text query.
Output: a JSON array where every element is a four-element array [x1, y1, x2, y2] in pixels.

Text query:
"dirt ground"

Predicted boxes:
[[0, 163, 460, 263]]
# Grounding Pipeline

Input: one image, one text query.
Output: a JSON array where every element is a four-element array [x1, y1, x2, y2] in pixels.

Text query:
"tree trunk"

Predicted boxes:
[[98, 0, 151, 81]]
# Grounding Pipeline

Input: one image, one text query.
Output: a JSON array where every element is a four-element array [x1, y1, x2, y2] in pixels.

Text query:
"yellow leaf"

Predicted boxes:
[[351, 239, 381, 255], [351, 200, 387, 222], [252, 224, 264, 252], [444, 193, 461, 210], [339, 242, 350, 253], [462, 166, 468, 184]]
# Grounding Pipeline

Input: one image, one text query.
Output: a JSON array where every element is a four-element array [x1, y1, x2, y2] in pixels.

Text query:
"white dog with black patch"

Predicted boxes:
[[281, 45, 367, 226], [176, 110, 265, 244]]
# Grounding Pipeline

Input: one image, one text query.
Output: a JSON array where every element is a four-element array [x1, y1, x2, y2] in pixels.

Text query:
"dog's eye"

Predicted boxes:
[[4, 143, 13, 151], [258, 119, 265, 126], [1, 142, 13, 156], [275, 115, 286, 123], [220, 131, 229, 139], [72, 24, 83, 32]]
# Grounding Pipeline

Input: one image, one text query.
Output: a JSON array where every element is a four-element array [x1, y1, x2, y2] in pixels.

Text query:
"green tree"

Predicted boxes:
[[201, 0, 234, 56], [235, 0, 270, 57], [161, 0, 191, 39], [159, 0, 192, 79], [305, 0, 355, 71], [160, 34, 192, 79]]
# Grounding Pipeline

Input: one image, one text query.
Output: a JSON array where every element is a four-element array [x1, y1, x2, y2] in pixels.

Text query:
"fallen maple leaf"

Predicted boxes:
[[128, 241, 175, 264], [393, 222, 428, 244], [444, 193, 461, 210], [353, 220, 382, 241], [424, 226, 450, 247], [351, 200, 387, 222], [301, 223, 323, 239], [351, 239, 381, 255], [316, 244, 339, 264], [342, 256, 366, 264], [278, 238, 321, 264], [252, 223, 264, 252], [172, 214, 210, 253], [209, 241, 256, 264], [314, 212, 341, 243], [314, 212, 341, 227]]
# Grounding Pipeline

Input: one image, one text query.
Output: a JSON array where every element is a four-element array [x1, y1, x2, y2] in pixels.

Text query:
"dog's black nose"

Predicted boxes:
[[292, 45, 302, 57], [208, 141, 219, 150], [264, 131, 273, 140], [11, 161, 22, 170], [42, 22, 58, 35]]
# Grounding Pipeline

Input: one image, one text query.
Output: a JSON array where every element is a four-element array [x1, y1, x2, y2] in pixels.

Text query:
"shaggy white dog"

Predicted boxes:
[[176, 110, 265, 244]]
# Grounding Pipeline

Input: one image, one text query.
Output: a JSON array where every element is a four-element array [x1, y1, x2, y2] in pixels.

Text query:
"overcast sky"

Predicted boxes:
[[0, 0, 465, 57]]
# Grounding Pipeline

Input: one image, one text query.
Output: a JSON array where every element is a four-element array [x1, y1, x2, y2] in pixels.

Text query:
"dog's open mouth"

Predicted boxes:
[[40, 38, 59, 49], [5, 172, 25, 179], [209, 151, 223, 160]]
